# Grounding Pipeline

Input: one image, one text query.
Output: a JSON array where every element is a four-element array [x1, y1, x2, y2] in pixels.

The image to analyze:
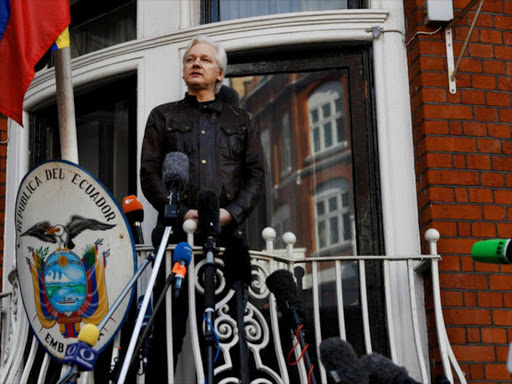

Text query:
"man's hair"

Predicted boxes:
[[183, 35, 227, 94]]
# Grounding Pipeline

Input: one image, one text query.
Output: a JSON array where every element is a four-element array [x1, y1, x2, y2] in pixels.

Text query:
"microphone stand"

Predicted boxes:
[[290, 307, 317, 384], [233, 280, 250, 384], [203, 236, 218, 384], [128, 270, 175, 370], [118, 188, 180, 384], [56, 251, 155, 384]]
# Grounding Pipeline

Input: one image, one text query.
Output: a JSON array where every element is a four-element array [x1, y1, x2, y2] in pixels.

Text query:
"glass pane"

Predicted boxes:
[[336, 117, 344, 142], [228, 71, 353, 256], [219, 0, 349, 21], [70, 0, 136, 58], [318, 220, 326, 248], [313, 127, 321, 152], [343, 212, 352, 240], [328, 196, 337, 212], [324, 122, 332, 148], [330, 217, 339, 244], [316, 201, 325, 216], [342, 191, 349, 207], [30, 75, 137, 204], [322, 103, 331, 118], [335, 97, 343, 113], [311, 109, 319, 123]]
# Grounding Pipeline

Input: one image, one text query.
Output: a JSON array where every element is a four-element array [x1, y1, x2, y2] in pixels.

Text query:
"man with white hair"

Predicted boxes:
[[141, 35, 265, 234], [139, 36, 265, 379]]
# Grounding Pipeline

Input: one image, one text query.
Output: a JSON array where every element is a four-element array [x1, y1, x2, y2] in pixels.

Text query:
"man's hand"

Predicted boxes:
[[185, 209, 231, 226], [183, 209, 198, 222], [220, 208, 232, 227]]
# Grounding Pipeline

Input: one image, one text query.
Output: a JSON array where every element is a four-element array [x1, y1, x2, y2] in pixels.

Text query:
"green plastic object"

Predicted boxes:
[[471, 239, 511, 264]]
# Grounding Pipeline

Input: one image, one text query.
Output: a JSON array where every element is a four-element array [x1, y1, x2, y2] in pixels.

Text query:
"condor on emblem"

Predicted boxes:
[[15, 161, 136, 361]]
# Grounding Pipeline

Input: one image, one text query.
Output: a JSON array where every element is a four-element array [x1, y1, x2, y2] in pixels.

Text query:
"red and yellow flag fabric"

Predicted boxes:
[[0, 0, 70, 126]]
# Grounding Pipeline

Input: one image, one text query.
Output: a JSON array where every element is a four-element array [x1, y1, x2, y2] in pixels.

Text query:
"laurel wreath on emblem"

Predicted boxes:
[[21, 215, 116, 339]]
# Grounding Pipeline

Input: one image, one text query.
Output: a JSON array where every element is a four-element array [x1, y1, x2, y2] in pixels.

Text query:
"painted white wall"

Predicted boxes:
[[3, 1, 427, 381]]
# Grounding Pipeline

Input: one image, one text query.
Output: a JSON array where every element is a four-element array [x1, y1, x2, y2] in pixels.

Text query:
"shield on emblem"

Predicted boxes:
[[15, 160, 136, 361]]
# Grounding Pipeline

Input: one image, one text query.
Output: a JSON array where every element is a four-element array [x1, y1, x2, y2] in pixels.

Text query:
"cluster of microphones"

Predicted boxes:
[[265, 268, 445, 384]]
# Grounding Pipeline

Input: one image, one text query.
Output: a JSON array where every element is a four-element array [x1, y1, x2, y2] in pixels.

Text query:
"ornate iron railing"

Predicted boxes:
[[0, 224, 466, 384]]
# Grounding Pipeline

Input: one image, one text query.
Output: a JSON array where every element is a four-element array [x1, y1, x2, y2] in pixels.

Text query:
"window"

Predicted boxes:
[[227, 47, 388, 357], [29, 74, 137, 204], [314, 179, 354, 252], [202, 0, 364, 23], [308, 81, 347, 155], [69, 0, 136, 58]]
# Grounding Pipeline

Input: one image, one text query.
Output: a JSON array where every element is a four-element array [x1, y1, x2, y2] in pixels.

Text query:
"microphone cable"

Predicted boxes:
[[286, 323, 315, 384], [203, 313, 220, 363]]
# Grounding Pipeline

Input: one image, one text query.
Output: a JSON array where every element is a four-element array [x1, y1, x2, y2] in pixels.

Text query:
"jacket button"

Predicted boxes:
[[226, 193, 231, 198], [201, 160, 206, 164], [227, 129, 231, 133], [201, 130, 206, 134]]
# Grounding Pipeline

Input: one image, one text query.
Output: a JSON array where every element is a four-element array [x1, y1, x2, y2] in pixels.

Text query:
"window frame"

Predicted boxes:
[[226, 45, 388, 355]]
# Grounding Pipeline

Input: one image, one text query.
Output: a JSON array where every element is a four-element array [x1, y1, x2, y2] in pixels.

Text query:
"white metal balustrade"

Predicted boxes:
[[0, 225, 466, 384]]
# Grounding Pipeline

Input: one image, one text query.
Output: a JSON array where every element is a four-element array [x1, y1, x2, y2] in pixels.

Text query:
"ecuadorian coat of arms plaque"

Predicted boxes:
[[15, 160, 136, 361]]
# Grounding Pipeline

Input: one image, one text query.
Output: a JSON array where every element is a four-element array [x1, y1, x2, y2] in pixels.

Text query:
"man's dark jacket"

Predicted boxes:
[[140, 93, 265, 230]]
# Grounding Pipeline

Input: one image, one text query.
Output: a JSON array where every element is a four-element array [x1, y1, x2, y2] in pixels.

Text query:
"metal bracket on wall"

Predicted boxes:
[[445, 0, 485, 94]]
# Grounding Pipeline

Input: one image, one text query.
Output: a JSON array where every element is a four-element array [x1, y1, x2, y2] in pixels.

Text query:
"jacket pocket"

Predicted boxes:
[[165, 120, 194, 154], [221, 124, 246, 161]]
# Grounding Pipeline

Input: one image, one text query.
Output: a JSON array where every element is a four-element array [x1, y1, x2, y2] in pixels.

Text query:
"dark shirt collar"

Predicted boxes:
[[183, 92, 223, 113]]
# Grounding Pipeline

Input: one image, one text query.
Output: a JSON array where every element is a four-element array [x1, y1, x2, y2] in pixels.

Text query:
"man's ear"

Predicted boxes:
[[216, 69, 224, 83]]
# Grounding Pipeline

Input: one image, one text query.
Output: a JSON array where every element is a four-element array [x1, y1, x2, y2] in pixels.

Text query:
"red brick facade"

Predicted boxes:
[[0, 116, 7, 291], [405, 0, 512, 381]]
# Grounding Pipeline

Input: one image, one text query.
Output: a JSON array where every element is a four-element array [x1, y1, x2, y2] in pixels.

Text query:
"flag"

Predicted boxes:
[[0, 0, 70, 126]]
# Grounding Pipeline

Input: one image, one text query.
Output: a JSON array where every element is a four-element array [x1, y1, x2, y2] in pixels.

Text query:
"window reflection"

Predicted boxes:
[[230, 71, 354, 257], [219, 0, 348, 21], [69, 0, 136, 58], [228, 61, 379, 355]]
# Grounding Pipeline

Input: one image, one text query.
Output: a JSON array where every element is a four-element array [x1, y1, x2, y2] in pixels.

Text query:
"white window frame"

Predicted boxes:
[[308, 80, 347, 156]]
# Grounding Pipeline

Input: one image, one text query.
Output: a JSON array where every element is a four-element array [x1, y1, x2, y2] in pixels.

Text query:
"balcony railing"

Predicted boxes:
[[0, 223, 466, 384]]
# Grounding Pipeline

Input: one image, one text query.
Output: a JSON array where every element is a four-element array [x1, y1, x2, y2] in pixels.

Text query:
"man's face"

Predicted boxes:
[[183, 43, 223, 93]]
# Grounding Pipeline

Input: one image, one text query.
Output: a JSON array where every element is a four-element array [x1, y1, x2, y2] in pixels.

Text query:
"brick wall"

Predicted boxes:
[[404, 0, 512, 382], [0, 116, 6, 291]]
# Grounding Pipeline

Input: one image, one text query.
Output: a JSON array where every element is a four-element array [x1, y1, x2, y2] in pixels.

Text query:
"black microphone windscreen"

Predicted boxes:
[[162, 152, 189, 190], [197, 189, 220, 236], [151, 225, 165, 250], [319, 338, 369, 384], [125, 210, 144, 225], [224, 235, 252, 287], [266, 269, 302, 309], [360, 353, 415, 384]]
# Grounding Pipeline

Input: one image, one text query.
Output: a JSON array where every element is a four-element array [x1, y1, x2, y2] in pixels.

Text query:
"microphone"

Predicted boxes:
[[123, 195, 145, 244], [172, 241, 193, 298], [162, 152, 189, 222], [319, 337, 369, 384], [197, 189, 221, 238], [360, 353, 421, 384], [471, 239, 512, 264], [58, 323, 100, 383], [266, 270, 317, 384], [266, 270, 302, 327], [197, 190, 220, 384]]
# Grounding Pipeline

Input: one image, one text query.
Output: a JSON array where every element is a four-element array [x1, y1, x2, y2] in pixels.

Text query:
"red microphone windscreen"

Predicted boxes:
[[123, 195, 143, 214]]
